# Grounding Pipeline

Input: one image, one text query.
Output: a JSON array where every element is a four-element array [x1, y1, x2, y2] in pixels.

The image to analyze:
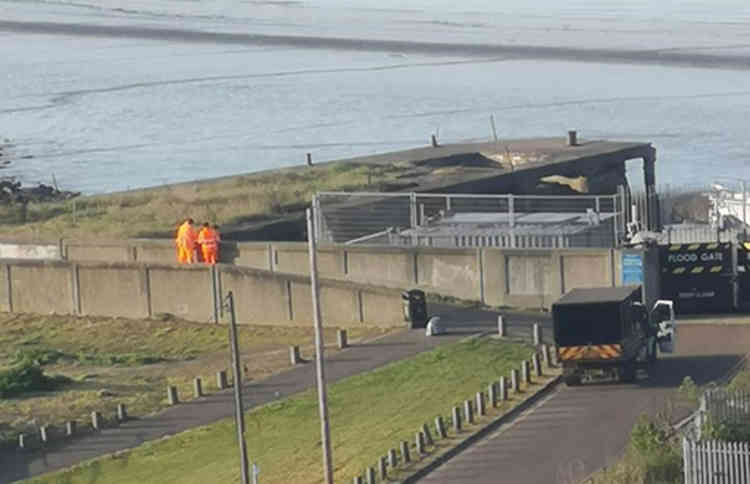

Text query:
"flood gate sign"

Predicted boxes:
[[622, 253, 643, 285]]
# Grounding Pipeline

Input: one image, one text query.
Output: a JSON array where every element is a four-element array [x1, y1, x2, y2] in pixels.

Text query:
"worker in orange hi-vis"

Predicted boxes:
[[176, 218, 197, 264], [198, 222, 219, 265]]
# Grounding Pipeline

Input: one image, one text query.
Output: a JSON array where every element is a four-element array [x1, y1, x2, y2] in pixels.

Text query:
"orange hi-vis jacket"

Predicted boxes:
[[177, 222, 197, 249], [198, 227, 219, 248]]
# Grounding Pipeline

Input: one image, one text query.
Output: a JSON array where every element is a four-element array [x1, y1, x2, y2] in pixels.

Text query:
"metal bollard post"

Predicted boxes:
[[416, 432, 425, 455], [533, 323, 542, 346], [193, 377, 203, 398], [40, 426, 49, 444], [542, 344, 551, 367], [91, 411, 102, 431], [511, 369, 519, 393], [289, 345, 301, 365], [217, 370, 228, 390], [499, 376, 507, 401], [488, 382, 498, 408], [521, 361, 531, 385], [117, 403, 127, 421], [353, 476, 363, 484], [550, 346, 558, 367], [533, 353, 542, 377], [366, 467, 376, 484], [401, 440, 411, 463], [421, 423, 433, 446], [452, 406, 462, 432], [167, 385, 179, 405], [464, 400, 474, 424], [379, 456, 388, 480], [388, 448, 398, 468], [476, 391, 486, 417], [497, 315, 505, 337], [66, 421, 76, 437], [435, 416, 447, 439], [337, 329, 348, 349], [18, 433, 26, 449]]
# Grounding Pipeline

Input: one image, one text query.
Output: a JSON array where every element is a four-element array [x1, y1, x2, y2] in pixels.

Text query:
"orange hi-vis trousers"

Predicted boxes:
[[202, 245, 217, 265]]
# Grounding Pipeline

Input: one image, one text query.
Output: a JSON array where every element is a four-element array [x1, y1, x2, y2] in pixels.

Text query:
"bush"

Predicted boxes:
[[629, 414, 683, 483], [0, 361, 70, 398], [702, 417, 750, 443]]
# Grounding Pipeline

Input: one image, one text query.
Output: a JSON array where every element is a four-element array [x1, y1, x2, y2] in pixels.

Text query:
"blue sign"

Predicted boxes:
[[622, 253, 643, 285]]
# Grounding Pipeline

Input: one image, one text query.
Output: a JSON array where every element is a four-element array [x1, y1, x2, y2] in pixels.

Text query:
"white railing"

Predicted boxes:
[[683, 438, 750, 483]]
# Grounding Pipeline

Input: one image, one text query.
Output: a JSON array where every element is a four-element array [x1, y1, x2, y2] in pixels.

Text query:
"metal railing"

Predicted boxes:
[[314, 191, 623, 248]]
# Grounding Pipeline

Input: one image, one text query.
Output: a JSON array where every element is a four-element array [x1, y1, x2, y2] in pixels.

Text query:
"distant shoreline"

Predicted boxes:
[[2, 20, 750, 71]]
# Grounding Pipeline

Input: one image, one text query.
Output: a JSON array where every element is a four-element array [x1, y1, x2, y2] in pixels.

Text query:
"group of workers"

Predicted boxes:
[[175, 218, 221, 265]]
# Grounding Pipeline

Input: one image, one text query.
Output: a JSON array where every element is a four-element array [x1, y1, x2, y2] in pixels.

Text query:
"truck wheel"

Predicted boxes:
[[621, 364, 636, 383]]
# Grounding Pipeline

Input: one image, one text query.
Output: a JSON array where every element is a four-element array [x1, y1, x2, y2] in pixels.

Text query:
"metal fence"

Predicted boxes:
[[683, 438, 750, 483], [314, 192, 624, 248], [703, 388, 750, 426]]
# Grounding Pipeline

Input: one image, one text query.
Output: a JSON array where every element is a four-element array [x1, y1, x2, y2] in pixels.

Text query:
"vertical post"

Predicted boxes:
[[66, 421, 76, 437], [366, 467, 376, 484], [416, 432, 425, 455], [400, 440, 411, 463], [488, 382, 497, 408], [211, 266, 220, 325], [388, 448, 398, 468], [337, 329, 348, 349], [379, 456, 387, 480], [217, 370, 228, 390], [508, 194, 515, 228], [476, 392, 486, 417], [227, 292, 250, 484], [533, 353, 542, 377], [446, 196, 452, 212], [464, 400, 474, 424], [510, 369, 519, 393], [409, 193, 417, 228], [542, 345, 551, 367], [117, 403, 127, 421], [743, 180, 747, 240], [306, 153, 313, 166], [419, 203, 425, 227], [5, 264, 12, 313], [452, 406, 461, 432], [307, 208, 334, 484], [498, 377, 507, 401], [91, 411, 102, 431], [522, 361, 531, 384], [435, 416, 447, 439], [40, 426, 49, 444], [497, 315, 505, 337], [421, 423, 433, 446], [194, 378, 203, 398], [167, 386, 179, 405], [532, 323, 541, 346]]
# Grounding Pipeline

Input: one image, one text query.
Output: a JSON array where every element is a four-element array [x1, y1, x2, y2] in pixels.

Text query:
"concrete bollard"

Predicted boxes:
[[167, 385, 179, 405], [476, 391, 486, 417], [66, 420, 76, 437], [488, 382, 498, 408], [499, 376, 507, 401], [366, 467, 376, 484], [416, 432, 425, 455], [117, 403, 127, 422], [217, 370, 228, 390], [533, 353, 542, 377], [400, 440, 411, 463], [511, 369, 519, 393], [388, 448, 398, 468], [421, 423, 433, 446], [435, 416, 447, 439], [337, 329, 348, 349], [379, 456, 388, 480], [40, 426, 49, 444], [290, 345, 301, 365], [353, 476, 363, 484], [521, 361, 530, 385], [533, 323, 542, 346], [452, 406, 462, 432], [194, 377, 204, 398], [464, 400, 474, 424], [551, 346, 558, 367], [18, 433, 26, 449], [542, 344, 551, 367], [497, 315, 505, 337], [91, 411, 102, 431]]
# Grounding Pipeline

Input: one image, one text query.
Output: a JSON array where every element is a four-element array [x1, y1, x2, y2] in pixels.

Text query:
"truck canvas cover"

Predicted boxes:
[[553, 286, 641, 347]]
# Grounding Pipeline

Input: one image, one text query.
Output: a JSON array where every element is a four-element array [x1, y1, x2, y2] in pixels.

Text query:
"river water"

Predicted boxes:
[[1, 0, 750, 193]]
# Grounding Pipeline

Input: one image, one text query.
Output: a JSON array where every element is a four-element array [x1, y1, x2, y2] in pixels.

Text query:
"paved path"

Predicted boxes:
[[0, 304, 528, 483], [419, 324, 750, 484]]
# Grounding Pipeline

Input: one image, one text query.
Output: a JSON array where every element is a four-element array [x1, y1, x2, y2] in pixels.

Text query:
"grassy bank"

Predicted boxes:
[[0, 161, 409, 240], [0, 313, 388, 442], [26, 337, 538, 484]]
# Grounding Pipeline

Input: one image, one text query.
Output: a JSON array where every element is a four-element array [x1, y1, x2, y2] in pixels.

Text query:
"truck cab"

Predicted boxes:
[[552, 286, 675, 386]]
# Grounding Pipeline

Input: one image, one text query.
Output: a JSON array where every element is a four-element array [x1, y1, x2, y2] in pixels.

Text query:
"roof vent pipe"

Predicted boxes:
[[567, 130, 578, 146]]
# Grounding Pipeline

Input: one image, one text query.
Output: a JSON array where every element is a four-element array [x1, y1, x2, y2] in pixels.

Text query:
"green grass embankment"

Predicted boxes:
[[0, 162, 409, 240], [27, 337, 537, 484]]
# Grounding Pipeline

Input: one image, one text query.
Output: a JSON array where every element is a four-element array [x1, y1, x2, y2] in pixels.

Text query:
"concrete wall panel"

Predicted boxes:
[[319, 284, 359, 326], [66, 244, 133, 262], [0, 264, 9, 312], [562, 253, 611, 293], [418, 250, 479, 300], [360, 289, 405, 328], [0, 243, 60, 260], [234, 244, 271, 270], [347, 250, 413, 286], [507, 254, 551, 296], [273, 246, 309, 276], [482, 249, 507, 307], [78, 265, 148, 318], [220, 267, 290, 324], [135, 243, 177, 264], [148, 266, 214, 322], [290, 280, 314, 324], [10, 262, 73, 314]]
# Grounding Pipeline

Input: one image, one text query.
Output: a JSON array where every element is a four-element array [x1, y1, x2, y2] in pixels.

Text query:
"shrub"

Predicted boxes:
[[0, 361, 70, 398], [629, 414, 683, 483]]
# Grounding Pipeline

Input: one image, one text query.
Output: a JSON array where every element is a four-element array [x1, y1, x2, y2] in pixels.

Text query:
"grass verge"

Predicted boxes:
[[0, 313, 388, 443], [0, 162, 410, 240], [25, 337, 539, 484]]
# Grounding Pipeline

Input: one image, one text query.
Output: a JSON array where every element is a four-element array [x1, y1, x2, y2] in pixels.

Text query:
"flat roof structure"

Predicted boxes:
[[555, 286, 642, 306]]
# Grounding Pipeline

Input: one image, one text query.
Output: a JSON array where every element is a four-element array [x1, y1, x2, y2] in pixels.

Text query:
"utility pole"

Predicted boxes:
[[742, 179, 747, 241], [226, 292, 250, 484], [306, 207, 334, 484]]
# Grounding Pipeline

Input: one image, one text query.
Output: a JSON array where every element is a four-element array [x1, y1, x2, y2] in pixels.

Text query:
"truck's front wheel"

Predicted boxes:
[[620, 363, 636, 383]]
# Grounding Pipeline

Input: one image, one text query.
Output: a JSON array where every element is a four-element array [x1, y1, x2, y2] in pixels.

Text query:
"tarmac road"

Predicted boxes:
[[418, 324, 750, 484]]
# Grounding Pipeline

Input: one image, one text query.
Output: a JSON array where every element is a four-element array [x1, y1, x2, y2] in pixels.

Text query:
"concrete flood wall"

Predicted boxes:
[[0, 242, 61, 260], [0, 259, 405, 328], [2, 238, 657, 310]]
